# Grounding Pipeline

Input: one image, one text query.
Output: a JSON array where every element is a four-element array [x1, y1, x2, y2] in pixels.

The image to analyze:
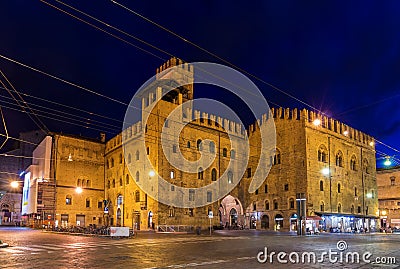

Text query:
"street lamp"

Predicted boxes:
[[75, 187, 83, 194], [10, 181, 19, 188], [313, 119, 321, 126], [148, 170, 155, 177], [384, 157, 392, 166], [321, 168, 330, 176]]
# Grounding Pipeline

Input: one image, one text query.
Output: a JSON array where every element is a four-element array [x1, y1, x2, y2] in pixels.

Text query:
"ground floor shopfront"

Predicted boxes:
[[314, 213, 378, 233]]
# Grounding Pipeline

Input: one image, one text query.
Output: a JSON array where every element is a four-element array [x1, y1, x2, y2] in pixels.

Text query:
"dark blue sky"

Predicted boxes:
[[0, 0, 399, 167]]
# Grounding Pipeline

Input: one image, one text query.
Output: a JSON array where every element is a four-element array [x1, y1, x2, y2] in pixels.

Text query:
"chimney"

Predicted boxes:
[[100, 133, 106, 143]]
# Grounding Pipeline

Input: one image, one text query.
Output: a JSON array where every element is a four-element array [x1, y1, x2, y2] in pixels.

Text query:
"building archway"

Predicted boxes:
[[116, 208, 122, 226], [261, 215, 270, 229], [290, 213, 298, 231], [148, 211, 153, 229], [220, 195, 244, 228], [250, 215, 256, 229], [275, 214, 283, 230], [230, 208, 238, 227]]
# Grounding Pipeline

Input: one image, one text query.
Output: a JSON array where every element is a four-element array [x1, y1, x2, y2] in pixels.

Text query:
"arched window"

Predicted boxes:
[[338, 183, 341, 193], [136, 171, 140, 182], [354, 187, 357, 196], [198, 167, 204, 179], [169, 207, 175, 217], [112, 179, 115, 188], [273, 149, 281, 165], [289, 198, 295, 209], [320, 181, 324, 191], [338, 203, 342, 213], [106, 160, 110, 169], [126, 174, 129, 185], [223, 148, 227, 157], [86, 198, 90, 208], [119, 177, 123, 186], [227, 171, 233, 184], [273, 200, 278, 210], [135, 191, 140, 202], [117, 195, 123, 206], [119, 153, 122, 164], [170, 170, 175, 179], [230, 149, 236, 159], [351, 204, 355, 214], [86, 180, 90, 188], [187, 141, 191, 148], [136, 150, 140, 161], [111, 158, 114, 167], [350, 155, 357, 171], [82, 179, 85, 187], [127, 153, 132, 164], [211, 168, 217, 181], [363, 159, 369, 174], [335, 151, 343, 167], [318, 145, 327, 163], [197, 139, 202, 151], [107, 180, 110, 189], [77, 179, 81, 187], [66, 195, 72, 205], [209, 141, 215, 154], [265, 200, 270, 210]]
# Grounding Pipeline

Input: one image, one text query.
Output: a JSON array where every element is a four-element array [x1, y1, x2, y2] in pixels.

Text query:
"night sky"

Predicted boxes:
[[1, 0, 399, 168]]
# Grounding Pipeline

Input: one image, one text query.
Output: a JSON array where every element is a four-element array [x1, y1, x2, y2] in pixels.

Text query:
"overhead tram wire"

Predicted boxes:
[[0, 86, 123, 124], [110, 0, 400, 158], [6, 2, 398, 157], [0, 70, 49, 134], [0, 106, 9, 151], [0, 103, 119, 134], [0, 93, 121, 131], [110, 0, 321, 114], [39, 0, 166, 62], [0, 55, 129, 107], [47, 1, 399, 157]]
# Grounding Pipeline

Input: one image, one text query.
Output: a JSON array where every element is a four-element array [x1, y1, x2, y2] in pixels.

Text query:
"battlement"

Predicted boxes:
[[188, 109, 246, 137], [248, 107, 375, 147], [156, 57, 193, 79], [105, 121, 143, 153]]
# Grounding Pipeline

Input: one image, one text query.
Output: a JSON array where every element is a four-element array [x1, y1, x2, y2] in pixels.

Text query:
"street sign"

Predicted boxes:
[[208, 211, 213, 219]]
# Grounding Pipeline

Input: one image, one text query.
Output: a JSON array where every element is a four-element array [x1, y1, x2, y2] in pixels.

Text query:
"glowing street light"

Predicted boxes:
[[384, 157, 392, 166], [343, 130, 349, 136], [321, 167, 330, 176], [10, 181, 19, 188], [148, 170, 155, 177], [366, 193, 373, 199], [369, 141, 374, 147], [313, 119, 321, 126], [75, 187, 83, 194]]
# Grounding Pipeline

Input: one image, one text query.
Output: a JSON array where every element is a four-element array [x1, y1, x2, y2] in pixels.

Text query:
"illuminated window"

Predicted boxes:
[[66, 195, 72, 205]]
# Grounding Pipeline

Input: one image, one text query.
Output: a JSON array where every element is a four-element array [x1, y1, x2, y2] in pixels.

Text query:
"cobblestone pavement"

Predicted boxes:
[[0, 227, 399, 268]]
